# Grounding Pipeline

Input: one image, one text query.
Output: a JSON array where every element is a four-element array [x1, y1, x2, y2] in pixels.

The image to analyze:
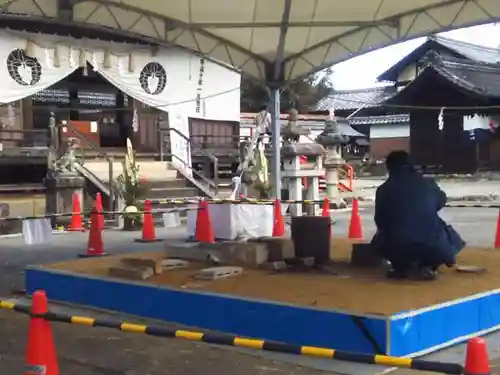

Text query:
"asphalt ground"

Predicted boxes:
[[1, 205, 499, 375]]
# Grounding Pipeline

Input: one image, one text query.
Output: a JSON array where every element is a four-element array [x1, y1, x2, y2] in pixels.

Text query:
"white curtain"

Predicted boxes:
[[94, 48, 240, 174], [0, 30, 241, 174], [0, 31, 77, 103], [168, 105, 192, 176], [95, 49, 240, 122]]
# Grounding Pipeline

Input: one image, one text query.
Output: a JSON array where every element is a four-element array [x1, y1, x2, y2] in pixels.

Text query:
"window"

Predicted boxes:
[[33, 88, 70, 104], [78, 91, 116, 106]]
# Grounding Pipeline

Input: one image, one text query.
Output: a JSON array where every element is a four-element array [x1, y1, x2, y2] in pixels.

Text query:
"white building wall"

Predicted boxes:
[[370, 124, 410, 139]]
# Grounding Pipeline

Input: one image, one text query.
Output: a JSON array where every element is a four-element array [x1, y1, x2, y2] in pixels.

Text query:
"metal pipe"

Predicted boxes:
[[270, 88, 281, 198]]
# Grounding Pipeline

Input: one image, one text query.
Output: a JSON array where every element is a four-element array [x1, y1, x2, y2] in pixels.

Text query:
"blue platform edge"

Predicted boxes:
[[389, 290, 500, 357], [25, 266, 388, 355]]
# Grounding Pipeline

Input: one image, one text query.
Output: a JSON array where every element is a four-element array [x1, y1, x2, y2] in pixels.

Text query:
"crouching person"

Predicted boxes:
[[371, 151, 466, 281]]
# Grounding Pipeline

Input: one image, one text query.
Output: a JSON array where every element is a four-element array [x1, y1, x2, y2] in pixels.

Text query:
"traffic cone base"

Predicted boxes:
[[134, 238, 163, 243], [464, 337, 491, 375]]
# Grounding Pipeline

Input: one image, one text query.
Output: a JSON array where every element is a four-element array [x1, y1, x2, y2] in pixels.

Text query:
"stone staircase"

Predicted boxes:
[[77, 159, 211, 223]]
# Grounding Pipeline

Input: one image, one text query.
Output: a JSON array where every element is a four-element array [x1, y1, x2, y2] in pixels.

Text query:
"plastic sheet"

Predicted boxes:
[[187, 204, 273, 240]]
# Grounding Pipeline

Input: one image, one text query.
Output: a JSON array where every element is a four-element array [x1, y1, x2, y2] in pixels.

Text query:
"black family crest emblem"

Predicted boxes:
[[6, 49, 42, 86], [139, 62, 167, 95]]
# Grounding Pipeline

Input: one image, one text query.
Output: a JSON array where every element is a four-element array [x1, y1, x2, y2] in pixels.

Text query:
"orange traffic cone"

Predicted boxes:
[[25, 290, 58, 375], [135, 200, 162, 243], [80, 207, 106, 257], [68, 193, 85, 232], [464, 337, 491, 375], [348, 198, 363, 239], [95, 192, 104, 230], [195, 200, 215, 243], [494, 209, 500, 248], [321, 197, 330, 217], [272, 199, 285, 237]]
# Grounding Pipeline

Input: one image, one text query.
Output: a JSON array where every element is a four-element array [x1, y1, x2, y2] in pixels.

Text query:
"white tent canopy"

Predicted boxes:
[[1, 0, 498, 82], [2, 0, 498, 196]]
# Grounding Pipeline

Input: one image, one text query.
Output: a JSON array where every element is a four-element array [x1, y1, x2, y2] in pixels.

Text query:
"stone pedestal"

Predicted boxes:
[[44, 173, 85, 228], [282, 142, 325, 217], [324, 146, 347, 209]]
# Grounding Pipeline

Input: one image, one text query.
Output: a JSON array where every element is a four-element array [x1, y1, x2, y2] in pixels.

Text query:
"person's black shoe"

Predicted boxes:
[[386, 268, 408, 279], [412, 266, 438, 281]]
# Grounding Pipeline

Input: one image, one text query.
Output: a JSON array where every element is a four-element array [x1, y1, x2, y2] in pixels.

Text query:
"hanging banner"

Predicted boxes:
[[96, 49, 241, 122], [0, 31, 77, 103], [0, 30, 241, 173], [168, 106, 192, 177]]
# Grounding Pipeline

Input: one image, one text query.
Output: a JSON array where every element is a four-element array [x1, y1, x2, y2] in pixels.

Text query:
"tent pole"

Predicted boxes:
[[270, 87, 281, 199]]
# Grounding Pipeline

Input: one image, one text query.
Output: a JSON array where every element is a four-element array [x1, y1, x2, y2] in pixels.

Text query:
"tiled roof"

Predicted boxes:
[[348, 114, 410, 126], [391, 52, 500, 100], [316, 86, 397, 111], [378, 35, 500, 82], [432, 35, 500, 64]]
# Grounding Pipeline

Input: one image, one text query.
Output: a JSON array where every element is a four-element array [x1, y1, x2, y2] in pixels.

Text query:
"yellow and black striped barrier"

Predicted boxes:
[[446, 203, 500, 209], [148, 198, 335, 205], [0, 299, 463, 374], [0, 207, 196, 222], [148, 197, 500, 210]]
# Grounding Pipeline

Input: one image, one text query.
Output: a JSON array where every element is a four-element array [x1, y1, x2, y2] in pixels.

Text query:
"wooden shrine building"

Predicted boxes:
[[319, 35, 500, 174]]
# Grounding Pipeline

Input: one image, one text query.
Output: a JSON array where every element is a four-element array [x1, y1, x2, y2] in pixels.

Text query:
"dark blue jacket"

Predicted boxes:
[[373, 166, 464, 264]]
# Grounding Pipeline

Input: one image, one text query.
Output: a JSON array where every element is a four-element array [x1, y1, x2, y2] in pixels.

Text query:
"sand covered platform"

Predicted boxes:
[[25, 238, 500, 357]]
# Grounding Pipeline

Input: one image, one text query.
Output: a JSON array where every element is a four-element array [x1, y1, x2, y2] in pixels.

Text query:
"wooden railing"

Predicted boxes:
[[158, 127, 219, 196]]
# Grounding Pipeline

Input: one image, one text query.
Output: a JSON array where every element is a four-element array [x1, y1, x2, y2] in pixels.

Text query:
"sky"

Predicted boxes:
[[330, 23, 500, 90]]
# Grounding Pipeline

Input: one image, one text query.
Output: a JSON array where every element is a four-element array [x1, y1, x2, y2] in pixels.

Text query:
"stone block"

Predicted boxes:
[[121, 257, 163, 275], [263, 261, 288, 272], [162, 258, 189, 270], [164, 243, 208, 262], [219, 241, 269, 268], [351, 243, 384, 268], [109, 266, 154, 280], [194, 266, 243, 280], [258, 237, 295, 261]]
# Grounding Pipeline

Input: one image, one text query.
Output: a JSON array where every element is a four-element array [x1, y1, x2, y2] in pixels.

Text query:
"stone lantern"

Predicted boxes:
[[316, 113, 349, 208]]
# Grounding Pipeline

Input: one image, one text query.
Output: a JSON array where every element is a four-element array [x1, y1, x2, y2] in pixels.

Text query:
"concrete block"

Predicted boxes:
[[263, 261, 288, 272], [161, 258, 189, 270], [121, 257, 163, 275], [351, 243, 384, 268], [164, 243, 208, 262], [194, 266, 243, 280], [109, 266, 154, 280], [219, 241, 269, 268], [258, 237, 295, 261]]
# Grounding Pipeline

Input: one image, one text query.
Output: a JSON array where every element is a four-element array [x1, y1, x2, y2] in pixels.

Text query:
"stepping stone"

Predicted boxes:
[[109, 266, 154, 281], [161, 258, 189, 270], [194, 266, 243, 280], [121, 257, 163, 275]]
